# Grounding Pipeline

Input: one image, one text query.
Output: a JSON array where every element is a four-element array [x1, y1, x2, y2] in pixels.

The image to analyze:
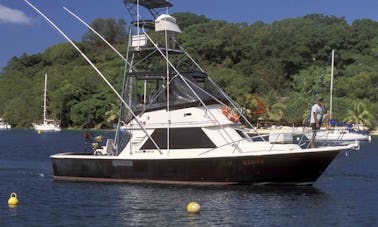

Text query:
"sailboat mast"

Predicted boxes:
[[329, 49, 335, 121], [43, 73, 48, 124], [165, 30, 170, 153]]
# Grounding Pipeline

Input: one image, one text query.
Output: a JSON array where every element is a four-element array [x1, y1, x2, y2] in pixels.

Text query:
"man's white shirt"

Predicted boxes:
[[310, 104, 323, 124]]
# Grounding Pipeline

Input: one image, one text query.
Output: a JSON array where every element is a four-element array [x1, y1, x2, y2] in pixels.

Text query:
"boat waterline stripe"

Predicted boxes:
[[53, 176, 314, 186]]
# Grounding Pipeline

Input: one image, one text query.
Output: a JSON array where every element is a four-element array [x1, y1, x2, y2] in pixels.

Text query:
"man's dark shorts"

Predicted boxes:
[[311, 123, 320, 131]]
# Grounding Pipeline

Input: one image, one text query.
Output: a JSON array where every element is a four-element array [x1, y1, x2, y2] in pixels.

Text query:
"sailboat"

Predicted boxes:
[[0, 118, 11, 130], [305, 50, 371, 143], [26, 0, 359, 185], [32, 74, 61, 132]]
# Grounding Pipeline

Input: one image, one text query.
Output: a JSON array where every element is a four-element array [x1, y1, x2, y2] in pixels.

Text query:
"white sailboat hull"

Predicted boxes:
[[33, 74, 61, 132], [33, 123, 61, 132], [0, 119, 11, 130], [306, 130, 371, 142], [0, 123, 11, 130]]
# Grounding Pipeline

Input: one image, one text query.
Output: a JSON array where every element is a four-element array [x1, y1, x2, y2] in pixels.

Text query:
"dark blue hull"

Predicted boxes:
[[52, 150, 340, 185]]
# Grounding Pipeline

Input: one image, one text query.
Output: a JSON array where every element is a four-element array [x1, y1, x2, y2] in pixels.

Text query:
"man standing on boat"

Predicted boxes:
[[310, 97, 327, 148]]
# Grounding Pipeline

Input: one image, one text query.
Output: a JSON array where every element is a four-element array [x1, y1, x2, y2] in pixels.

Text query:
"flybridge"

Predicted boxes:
[[124, 0, 173, 19], [125, 0, 173, 9]]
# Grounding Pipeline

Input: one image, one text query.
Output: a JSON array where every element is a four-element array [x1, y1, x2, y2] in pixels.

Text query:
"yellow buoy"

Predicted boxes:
[[8, 192, 19, 207], [186, 201, 200, 214], [37, 130, 42, 134]]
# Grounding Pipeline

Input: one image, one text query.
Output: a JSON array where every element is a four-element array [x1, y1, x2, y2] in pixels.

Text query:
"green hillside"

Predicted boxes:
[[0, 14, 377, 129]]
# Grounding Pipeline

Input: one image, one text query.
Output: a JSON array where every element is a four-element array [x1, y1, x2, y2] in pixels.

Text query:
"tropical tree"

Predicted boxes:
[[284, 94, 313, 125], [104, 103, 119, 127], [82, 18, 127, 45], [1, 14, 378, 128], [261, 90, 286, 122], [343, 101, 374, 129], [236, 94, 266, 123]]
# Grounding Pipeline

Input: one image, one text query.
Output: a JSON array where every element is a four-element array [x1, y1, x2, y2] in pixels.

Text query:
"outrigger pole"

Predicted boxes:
[[62, 5, 137, 149], [24, 0, 162, 154], [63, 7, 130, 65]]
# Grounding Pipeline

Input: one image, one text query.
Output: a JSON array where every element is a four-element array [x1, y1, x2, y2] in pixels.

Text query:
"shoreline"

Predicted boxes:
[[0, 127, 116, 132], [370, 131, 378, 135], [3, 127, 378, 135]]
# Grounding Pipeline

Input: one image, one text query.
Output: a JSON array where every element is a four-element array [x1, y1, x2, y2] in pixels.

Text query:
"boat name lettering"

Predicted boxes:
[[135, 150, 154, 153], [242, 159, 264, 166], [112, 160, 133, 167]]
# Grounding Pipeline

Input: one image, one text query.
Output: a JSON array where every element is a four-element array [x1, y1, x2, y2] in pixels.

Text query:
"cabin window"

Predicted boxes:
[[235, 129, 248, 138], [140, 127, 216, 149]]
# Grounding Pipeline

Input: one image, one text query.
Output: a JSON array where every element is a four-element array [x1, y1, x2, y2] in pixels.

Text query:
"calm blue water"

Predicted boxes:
[[0, 129, 377, 226]]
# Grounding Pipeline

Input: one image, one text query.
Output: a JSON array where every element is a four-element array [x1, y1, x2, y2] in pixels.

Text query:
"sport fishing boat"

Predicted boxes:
[[32, 74, 61, 132], [29, 0, 359, 185]]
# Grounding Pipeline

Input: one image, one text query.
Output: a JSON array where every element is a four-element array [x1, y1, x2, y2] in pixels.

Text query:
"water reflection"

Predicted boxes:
[[104, 183, 329, 226]]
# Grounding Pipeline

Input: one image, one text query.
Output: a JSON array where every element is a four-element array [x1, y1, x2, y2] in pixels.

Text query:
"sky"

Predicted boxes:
[[1, 0, 378, 71]]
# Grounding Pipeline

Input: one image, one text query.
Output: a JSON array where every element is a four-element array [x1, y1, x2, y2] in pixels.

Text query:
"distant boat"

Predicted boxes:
[[32, 74, 61, 132], [306, 128, 371, 143], [0, 118, 11, 130], [306, 50, 370, 143], [306, 121, 371, 143]]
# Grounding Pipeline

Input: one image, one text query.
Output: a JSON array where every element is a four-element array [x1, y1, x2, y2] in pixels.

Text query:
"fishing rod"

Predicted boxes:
[[62, 6, 136, 148], [63, 6, 140, 146], [63, 6, 133, 68], [24, 0, 162, 154]]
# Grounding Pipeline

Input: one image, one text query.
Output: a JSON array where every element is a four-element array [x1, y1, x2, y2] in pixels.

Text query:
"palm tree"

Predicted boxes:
[[265, 102, 286, 122], [236, 94, 258, 122], [104, 103, 119, 126], [262, 90, 286, 122], [343, 101, 374, 129]]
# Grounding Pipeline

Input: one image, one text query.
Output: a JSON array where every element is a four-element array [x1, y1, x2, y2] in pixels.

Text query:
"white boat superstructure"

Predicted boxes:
[[112, 103, 358, 159], [32, 74, 61, 132]]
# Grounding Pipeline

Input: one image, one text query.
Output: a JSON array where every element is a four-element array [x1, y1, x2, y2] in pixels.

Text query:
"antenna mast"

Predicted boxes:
[[329, 49, 335, 121], [43, 73, 47, 124]]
